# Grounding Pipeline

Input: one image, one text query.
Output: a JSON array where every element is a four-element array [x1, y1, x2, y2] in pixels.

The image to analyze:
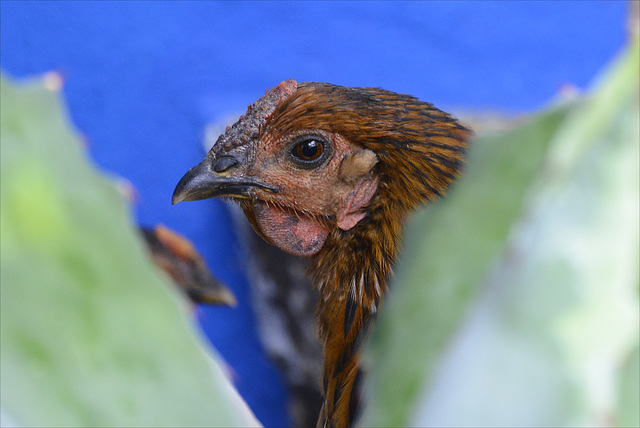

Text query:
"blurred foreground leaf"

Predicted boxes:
[[0, 74, 259, 427], [361, 39, 639, 427]]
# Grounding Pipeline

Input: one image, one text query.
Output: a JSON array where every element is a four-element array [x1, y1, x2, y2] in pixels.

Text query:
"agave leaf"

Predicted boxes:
[[361, 38, 639, 427], [0, 74, 259, 427]]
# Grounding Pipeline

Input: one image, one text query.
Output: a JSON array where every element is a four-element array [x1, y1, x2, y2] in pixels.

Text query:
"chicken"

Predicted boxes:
[[172, 79, 470, 427], [141, 225, 236, 306]]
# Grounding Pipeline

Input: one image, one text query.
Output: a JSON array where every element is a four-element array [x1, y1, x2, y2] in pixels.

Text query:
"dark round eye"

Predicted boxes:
[[291, 138, 324, 162]]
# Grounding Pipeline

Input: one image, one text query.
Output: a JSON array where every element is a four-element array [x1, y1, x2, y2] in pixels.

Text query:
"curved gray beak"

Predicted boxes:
[[172, 159, 279, 204]]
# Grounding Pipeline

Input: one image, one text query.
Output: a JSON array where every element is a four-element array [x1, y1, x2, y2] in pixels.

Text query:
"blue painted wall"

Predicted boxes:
[[1, 2, 628, 426]]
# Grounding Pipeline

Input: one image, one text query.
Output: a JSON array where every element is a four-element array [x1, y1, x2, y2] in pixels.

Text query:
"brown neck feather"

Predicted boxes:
[[310, 192, 403, 428]]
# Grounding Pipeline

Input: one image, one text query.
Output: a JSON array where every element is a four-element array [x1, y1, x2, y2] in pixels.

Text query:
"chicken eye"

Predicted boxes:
[[291, 138, 325, 163]]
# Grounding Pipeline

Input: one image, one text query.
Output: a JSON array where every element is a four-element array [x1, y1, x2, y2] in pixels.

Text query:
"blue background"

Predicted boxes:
[[1, 2, 629, 426]]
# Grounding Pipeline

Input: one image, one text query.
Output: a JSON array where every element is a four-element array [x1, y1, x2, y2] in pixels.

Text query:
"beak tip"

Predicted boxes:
[[172, 161, 211, 206], [172, 169, 198, 205], [171, 186, 187, 205]]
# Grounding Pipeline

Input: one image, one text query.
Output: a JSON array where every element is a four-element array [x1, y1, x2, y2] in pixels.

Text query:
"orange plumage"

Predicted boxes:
[[173, 79, 470, 427]]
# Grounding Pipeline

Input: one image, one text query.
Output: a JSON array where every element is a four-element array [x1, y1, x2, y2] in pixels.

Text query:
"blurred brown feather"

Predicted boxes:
[[141, 225, 236, 307], [173, 79, 470, 427]]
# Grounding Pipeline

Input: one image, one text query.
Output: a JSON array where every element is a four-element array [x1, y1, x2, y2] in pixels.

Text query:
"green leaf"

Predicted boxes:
[[0, 74, 259, 427], [617, 345, 640, 428], [361, 38, 639, 427]]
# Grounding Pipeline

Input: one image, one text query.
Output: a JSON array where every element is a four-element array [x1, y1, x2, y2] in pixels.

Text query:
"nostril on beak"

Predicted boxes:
[[213, 156, 239, 173]]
